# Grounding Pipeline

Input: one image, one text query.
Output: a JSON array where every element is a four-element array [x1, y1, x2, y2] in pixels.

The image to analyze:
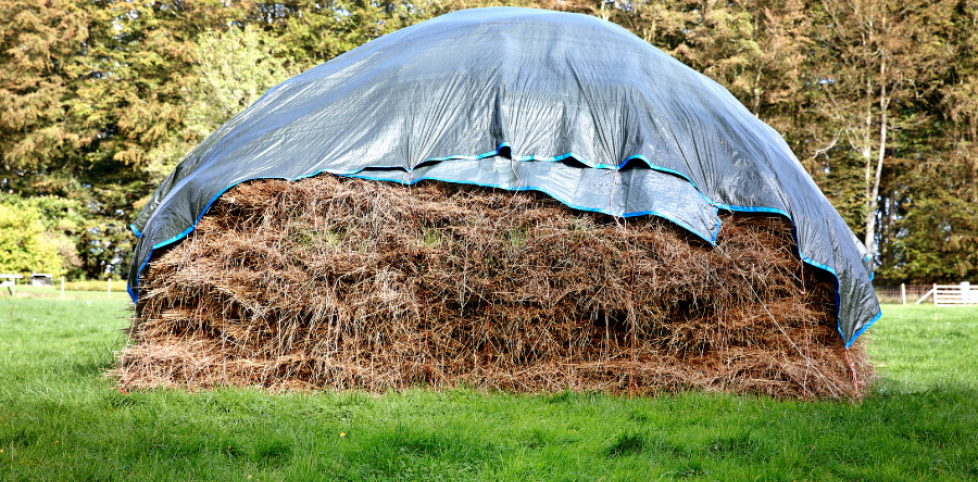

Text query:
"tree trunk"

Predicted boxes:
[[864, 54, 889, 258]]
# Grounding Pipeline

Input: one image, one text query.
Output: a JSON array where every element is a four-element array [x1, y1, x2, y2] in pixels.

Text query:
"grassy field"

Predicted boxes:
[[0, 300, 975, 481]]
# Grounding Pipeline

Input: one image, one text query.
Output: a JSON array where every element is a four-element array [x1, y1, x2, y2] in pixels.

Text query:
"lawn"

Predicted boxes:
[[1, 299, 976, 481]]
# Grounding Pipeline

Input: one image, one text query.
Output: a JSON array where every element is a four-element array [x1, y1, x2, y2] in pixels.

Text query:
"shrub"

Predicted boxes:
[[0, 202, 64, 276]]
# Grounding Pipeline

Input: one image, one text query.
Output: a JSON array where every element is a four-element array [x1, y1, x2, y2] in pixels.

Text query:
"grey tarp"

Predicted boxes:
[[127, 7, 881, 346]]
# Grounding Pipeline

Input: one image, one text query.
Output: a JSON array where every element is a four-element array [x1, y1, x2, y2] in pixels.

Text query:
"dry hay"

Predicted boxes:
[[119, 175, 872, 399]]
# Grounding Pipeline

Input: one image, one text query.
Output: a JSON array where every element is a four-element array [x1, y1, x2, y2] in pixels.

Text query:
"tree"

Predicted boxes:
[[811, 0, 955, 259], [145, 24, 298, 182], [873, 0, 978, 282], [69, 0, 247, 171], [2, 0, 975, 283], [273, 0, 450, 70], [0, 0, 89, 173], [0, 200, 64, 277]]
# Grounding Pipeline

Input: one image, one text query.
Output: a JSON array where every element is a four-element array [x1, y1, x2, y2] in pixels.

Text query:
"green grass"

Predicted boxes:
[[869, 305, 978, 392], [1, 300, 976, 481]]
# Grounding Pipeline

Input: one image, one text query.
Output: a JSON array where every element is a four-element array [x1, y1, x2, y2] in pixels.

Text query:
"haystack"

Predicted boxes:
[[120, 175, 871, 399], [121, 8, 880, 399]]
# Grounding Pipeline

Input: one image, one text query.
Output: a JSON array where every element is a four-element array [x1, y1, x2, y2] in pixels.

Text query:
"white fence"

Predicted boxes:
[[914, 282, 978, 306], [875, 284, 931, 304]]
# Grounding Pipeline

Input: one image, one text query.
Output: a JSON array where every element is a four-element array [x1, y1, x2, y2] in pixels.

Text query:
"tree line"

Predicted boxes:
[[1, 0, 975, 283]]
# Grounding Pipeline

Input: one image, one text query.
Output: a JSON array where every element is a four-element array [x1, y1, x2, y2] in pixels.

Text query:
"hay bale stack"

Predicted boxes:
[[120, 175, 871, 398]]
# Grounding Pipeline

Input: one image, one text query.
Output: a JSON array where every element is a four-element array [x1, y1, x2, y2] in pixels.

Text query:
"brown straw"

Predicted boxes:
[[119, 175, 872, 399]]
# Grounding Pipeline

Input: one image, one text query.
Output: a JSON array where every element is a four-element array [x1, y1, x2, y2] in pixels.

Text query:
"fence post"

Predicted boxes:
[[933, 283, 937, 305], [901, 283, 906, 305], [108, 278, 111, 299]]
